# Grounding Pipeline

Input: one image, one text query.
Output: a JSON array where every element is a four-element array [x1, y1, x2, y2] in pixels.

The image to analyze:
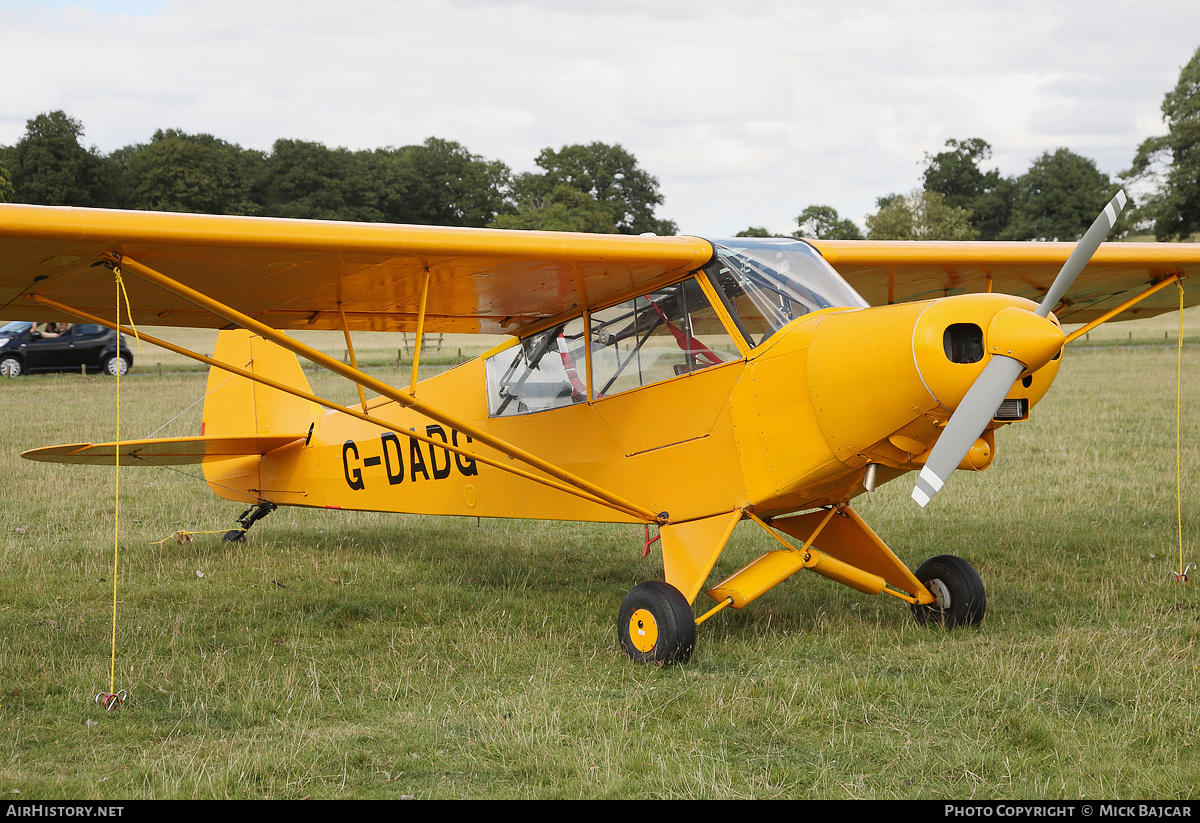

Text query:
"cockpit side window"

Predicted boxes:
[[588, 276, 740, 399], [484, 274, 742, 416], [485, 317, 588, 417], [702, 259, 778, 348]]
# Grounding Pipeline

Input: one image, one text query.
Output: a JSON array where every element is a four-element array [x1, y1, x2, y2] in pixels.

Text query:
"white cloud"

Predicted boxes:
[[0, 0, 1197, 235]]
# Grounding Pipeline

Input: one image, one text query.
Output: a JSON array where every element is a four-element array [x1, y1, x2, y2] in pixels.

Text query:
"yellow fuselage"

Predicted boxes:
[[202, 292, 1062, 528]]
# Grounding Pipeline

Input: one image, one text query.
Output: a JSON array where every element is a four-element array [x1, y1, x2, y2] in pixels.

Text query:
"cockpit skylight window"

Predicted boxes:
[[706, 238, 868, 346]]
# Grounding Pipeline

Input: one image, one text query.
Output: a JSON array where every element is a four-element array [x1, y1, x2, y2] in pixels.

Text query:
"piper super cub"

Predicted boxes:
[[1, 193, 1197, 663]]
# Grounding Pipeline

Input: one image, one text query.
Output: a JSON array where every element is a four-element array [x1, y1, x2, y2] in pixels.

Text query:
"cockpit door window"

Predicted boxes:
[[484, 275, 742, 416], [587, 277, 741, 399]]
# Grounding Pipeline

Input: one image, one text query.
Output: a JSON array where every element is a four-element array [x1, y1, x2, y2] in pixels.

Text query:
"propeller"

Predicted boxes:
[[911, 189, 1128, 508]]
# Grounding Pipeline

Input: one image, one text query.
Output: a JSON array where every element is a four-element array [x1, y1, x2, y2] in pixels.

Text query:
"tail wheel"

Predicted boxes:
[[618, 581, 695, 664], [911, 554, 986, 628]]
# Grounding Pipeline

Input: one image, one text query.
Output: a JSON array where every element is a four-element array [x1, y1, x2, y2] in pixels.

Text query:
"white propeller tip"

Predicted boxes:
[[911, 466, 945, 508], [1103, 190, 1127, 228]]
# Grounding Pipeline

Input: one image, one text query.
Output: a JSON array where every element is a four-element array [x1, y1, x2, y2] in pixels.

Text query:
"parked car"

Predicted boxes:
[[0, 321, 134, 377]]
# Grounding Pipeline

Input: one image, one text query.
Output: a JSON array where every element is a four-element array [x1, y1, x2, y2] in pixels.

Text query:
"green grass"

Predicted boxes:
[[1, 328, 1199, 799]]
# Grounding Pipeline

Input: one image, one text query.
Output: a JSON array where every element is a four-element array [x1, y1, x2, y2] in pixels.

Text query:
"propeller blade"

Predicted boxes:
[[911, 189, 1128, 508], [912, 355, 1023, 507], [1036, 189, 1127, 317]]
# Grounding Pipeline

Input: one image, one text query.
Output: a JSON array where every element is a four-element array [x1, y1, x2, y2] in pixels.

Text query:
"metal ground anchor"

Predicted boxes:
[[95, 689, 128, 711], [1169, 563, 1196, 583]]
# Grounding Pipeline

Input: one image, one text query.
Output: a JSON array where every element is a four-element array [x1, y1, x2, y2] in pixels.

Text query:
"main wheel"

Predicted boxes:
[[0, 356, 22, 378], [911, 554, 986, 628], [618, 581, 696, 664], [103, 354, 130, 376]]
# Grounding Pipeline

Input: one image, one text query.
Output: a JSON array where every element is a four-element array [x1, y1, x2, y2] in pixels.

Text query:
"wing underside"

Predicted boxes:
[[811, 239, 1200, 324], [0, 205, 714, 338]]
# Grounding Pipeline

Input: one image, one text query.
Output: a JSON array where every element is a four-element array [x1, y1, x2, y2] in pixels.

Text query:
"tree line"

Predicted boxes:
[[748, 45, 1200, 243], [0, 118, 677, 236], [0, 46, 1196, 243]]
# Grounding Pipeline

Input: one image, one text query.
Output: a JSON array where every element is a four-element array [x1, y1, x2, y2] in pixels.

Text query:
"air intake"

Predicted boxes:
[[943, 323, 984, 364], [992, 398, 1028, 421]]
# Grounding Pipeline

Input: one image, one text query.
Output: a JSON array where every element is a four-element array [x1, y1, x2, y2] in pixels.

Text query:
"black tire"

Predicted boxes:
[[617, 581, 696, 664], [911, 554, 986, 628], [222, 529, 246, 543], [0, 356, 22, 378], [103, 354, 130, 376]]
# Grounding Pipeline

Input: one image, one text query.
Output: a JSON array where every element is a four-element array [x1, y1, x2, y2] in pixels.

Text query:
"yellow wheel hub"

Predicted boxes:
[[628, 608, 659, 653]]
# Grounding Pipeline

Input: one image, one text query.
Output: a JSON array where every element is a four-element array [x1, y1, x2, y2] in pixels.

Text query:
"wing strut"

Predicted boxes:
[[30, 293, 638, 513], [1062, 272, 1182, 345], [410, 268, 431, 396], [31, 281, 662, 525]]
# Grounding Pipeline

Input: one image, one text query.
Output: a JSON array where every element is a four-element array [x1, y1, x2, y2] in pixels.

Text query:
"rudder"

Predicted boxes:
[[201, 330, 317, 502]]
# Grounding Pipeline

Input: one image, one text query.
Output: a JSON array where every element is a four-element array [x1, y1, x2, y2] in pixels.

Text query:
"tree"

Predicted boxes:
[[1002, 148, 1117, 241], [735, 226, 774, 237], [865, 190, 979, 240], [1125, 46, 1200, 240], [521, 142, 676, 235], [254, 139, 373, 221], [253, 137, 511, 227], [386, 138, 511, 227], [922, 138, 1015, 240], [493, 182, 617, 233], [0, 160, 13, 203], [794, 204, 864, 240], [6, 111, 110, 206], [113, 129, 261, 215]]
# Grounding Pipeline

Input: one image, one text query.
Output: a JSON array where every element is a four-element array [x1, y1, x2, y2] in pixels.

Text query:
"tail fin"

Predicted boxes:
[[201, 330, 318, 502]]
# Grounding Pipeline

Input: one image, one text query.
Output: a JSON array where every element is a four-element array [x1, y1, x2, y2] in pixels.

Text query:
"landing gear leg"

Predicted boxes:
[[223, 502, 277, 543]]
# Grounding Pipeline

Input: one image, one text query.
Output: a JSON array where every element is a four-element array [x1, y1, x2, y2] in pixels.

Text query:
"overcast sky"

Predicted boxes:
[[1, 0, 1197, 236]]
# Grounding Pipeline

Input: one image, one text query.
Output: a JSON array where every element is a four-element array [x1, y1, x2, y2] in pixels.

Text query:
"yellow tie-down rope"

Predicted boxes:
[[97, 265, 143, 712], [1171, 280, 1195, 584], [151, 528, 244, 545]]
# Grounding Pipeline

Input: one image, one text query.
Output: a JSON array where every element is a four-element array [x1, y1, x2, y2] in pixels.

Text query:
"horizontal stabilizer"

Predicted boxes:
[[21, 435, 305, 466]]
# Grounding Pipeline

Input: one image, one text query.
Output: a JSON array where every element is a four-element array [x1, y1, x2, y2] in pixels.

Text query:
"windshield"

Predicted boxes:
[[0, 321, 32, 334], [705, 238, 868, 346]]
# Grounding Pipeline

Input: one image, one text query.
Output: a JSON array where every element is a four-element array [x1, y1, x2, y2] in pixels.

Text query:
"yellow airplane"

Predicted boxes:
[[1, 194, 1197, 664]]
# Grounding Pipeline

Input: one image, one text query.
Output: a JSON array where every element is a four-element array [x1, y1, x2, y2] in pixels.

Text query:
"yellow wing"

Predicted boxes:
[[3, 204, 1197, 335], [810, 239, 1200, 323], [0, 204, 713, 336]]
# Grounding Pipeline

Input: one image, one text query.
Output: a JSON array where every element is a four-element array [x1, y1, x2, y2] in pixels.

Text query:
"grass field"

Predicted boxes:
[[1, 323, 1198, 799]]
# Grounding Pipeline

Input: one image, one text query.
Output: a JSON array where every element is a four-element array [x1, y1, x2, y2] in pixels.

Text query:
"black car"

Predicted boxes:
[[0, 321, 134, 377]]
